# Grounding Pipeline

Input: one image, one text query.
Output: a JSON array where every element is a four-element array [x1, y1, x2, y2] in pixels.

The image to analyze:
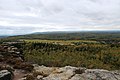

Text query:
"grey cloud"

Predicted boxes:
[[0, 0, 120, 35]]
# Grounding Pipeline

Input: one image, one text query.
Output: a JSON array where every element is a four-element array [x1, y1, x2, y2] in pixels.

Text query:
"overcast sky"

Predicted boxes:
[[0, 0, 120, 35]]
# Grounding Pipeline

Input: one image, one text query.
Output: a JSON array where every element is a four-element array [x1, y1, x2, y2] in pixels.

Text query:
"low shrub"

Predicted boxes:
[[13, 62, 34, 72]]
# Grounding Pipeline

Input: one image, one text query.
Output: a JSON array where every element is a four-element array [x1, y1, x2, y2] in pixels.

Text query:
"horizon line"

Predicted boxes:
[[1, 29, 120, 36]]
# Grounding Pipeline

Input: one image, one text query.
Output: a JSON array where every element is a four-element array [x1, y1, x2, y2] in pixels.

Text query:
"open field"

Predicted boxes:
[[24, 39, 99, 45]]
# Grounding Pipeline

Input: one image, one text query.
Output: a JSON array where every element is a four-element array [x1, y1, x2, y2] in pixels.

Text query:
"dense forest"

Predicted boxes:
[[21, 42, 120, 70], [1, 31, 120, 70]]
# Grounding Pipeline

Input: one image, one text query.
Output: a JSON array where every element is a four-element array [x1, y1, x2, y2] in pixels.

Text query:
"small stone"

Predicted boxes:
[[37, 75, 43, 80]]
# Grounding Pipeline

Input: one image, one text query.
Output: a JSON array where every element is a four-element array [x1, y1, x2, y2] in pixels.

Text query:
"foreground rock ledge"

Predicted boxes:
[[31, 65, 120, 80], [0, 65, 120, 80]]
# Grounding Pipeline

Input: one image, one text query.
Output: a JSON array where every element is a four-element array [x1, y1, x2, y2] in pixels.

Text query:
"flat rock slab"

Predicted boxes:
[[34, 66, 120, 80]]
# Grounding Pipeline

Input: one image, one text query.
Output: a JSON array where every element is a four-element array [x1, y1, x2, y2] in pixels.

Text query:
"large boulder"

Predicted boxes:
[[33, 65, 120, 80], [0, 70, 12, 80], [43, 66, 86, 80], [70, 69, 120, 80], [33, 65, 58, 77]]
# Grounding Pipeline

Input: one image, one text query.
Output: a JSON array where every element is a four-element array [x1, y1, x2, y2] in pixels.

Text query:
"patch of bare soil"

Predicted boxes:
[[13, 69, 28, 80]]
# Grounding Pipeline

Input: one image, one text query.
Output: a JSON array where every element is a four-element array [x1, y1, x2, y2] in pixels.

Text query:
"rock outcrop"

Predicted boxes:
[[70, 69, 120, 80], [29, 65, 120, 80], [0, 70, 12, 80], [0, 44, 33, 80]]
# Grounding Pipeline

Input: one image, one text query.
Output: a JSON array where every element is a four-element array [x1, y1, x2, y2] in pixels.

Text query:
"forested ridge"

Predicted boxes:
[[1, 31, 120, 41]]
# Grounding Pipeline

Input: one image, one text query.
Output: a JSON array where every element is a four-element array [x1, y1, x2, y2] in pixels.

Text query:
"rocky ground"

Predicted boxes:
[[0, 43, 33, 80], [1, 65, 120, 80], [23, 65, 120, 80], [0, 43, 120, 80]]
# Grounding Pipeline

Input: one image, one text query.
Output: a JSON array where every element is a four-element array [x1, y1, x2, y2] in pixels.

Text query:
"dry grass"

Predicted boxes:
[[24, 39, 98, 45]]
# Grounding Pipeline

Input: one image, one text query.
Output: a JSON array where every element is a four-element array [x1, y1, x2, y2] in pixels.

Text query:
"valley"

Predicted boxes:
[[0, 31, 120, 80]]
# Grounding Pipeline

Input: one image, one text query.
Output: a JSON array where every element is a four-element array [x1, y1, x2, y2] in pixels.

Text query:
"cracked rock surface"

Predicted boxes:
[[27, 65, 120, 80]]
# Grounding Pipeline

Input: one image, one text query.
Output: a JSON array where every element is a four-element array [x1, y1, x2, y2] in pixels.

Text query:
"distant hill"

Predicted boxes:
[[0, 36, 8, 38], [1, 31, 120, 42], [25, 31, 120, 39]]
